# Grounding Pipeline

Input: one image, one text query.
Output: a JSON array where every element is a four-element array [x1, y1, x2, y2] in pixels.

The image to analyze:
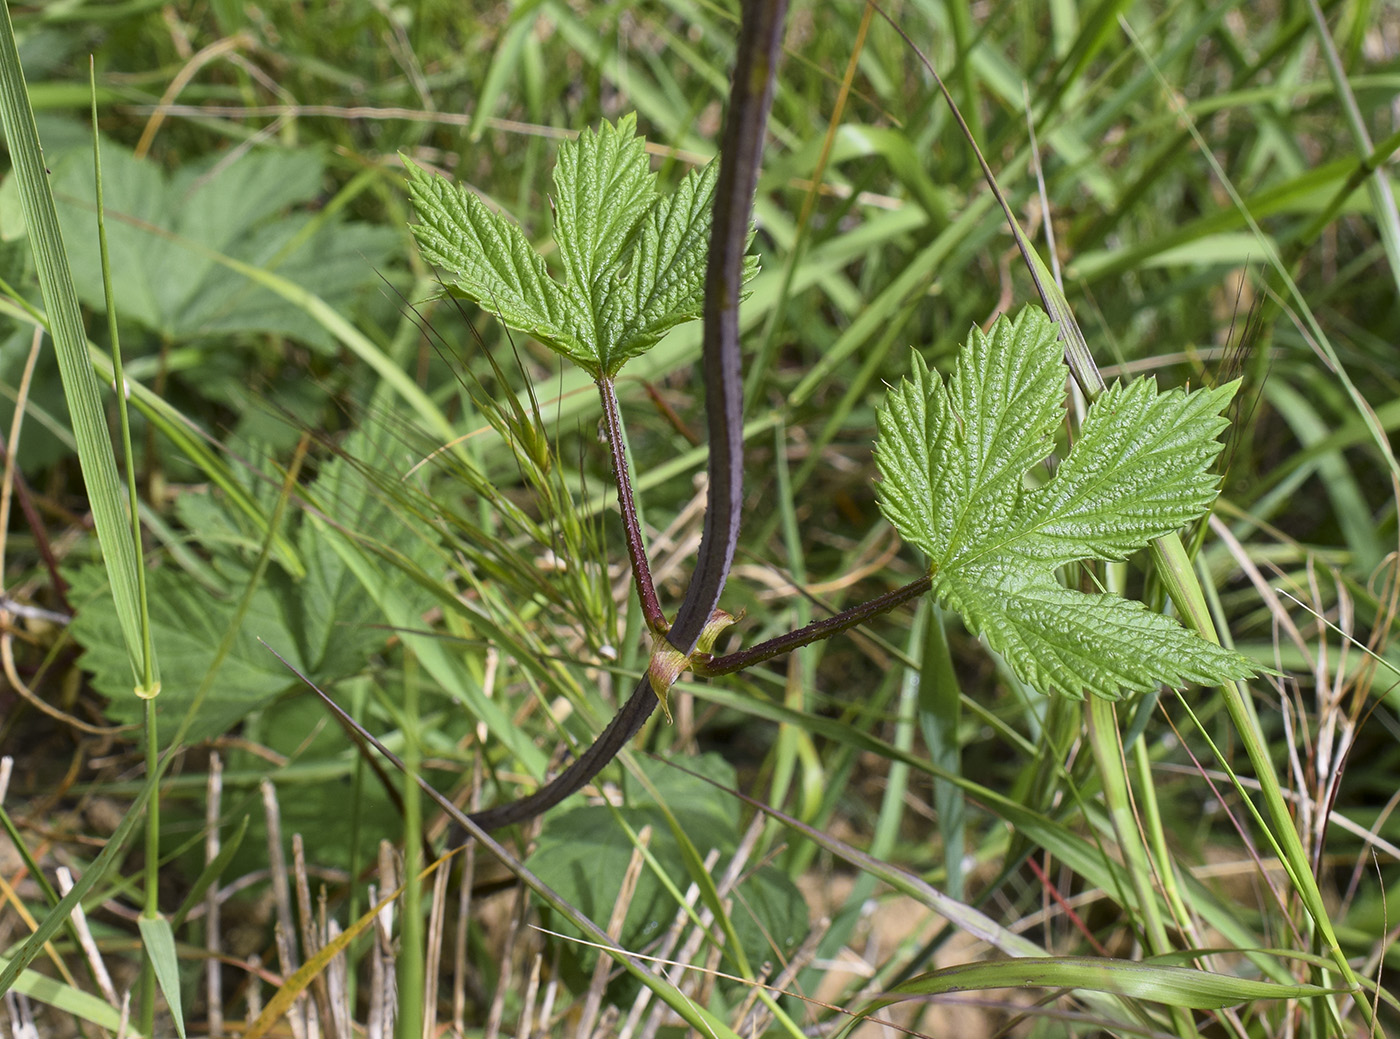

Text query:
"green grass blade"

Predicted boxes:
[[136, 915, 185, 1038], [0, 0, 148, 686], [1085, 693, 1200, 1038], [917, 604, 965, 900], [0, 957, 134, 1033], [0, 761, 161, 998], [1305, 0, 1400, 297], [862, 956, 1340, 1018]]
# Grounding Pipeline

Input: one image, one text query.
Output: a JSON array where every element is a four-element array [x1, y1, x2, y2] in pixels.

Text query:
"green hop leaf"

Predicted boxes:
[[875, 306, 1254, 700], [401, 155, 586, 363], [403, 114, 756, 378]]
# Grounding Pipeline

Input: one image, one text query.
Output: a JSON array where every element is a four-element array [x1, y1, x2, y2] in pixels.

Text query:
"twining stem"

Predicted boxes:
[[466, 677, 659, 831], [464, 0, 790, 833], [694, 574, 931, 676], [598, 377, 668, 634], [667, 0, 784, 649]]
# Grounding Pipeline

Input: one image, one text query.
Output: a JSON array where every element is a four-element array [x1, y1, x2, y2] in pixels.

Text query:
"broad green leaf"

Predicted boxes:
[[939, 565, 1254, 699], [1018, 375, 1239, 566], [405, 114, 756, 378], [552, 112, 656, 332], [871, 349, 942, 559], [67, 558, 302, 741], [876, 305, 1254, 700], [69, 447, 397, 741], [51, 141, 397, 350], [526, 754, 807, 982], [874, 308, 1064, 566], [601, 158, 741, 369], [934, 307, 1066, 566]]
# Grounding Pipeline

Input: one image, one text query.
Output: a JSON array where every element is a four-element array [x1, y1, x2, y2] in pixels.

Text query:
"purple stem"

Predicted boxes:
[[464, 0, 790, 833], [598, 377, 669, 634], [694, 574, 932, 676]]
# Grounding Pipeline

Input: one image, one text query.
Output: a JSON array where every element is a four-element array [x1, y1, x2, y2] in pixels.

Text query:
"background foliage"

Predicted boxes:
[[1, 1, 1397, 1036]]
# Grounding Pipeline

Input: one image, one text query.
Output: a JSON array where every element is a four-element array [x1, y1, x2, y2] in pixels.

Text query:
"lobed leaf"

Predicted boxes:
[[1017, 375, 1240, 567], [404, 115, 756, 378], [876, 306, 1253, 700], [876, 308, 1065, 566], [933, 307, 1067, 568], [873, 350, 943, 559], [939, 563, 1256, 700], [551, 113, 657, 341], [601, 159, 729, 373], [402, 156, 589, 367]]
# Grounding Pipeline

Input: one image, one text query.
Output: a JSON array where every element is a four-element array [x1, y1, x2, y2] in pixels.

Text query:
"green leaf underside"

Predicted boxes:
[[876, 306, 1252, 700], [404, 114, 751, 378]]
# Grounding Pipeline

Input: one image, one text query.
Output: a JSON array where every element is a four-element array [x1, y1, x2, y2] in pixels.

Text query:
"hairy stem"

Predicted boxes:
[[598, 377, 668, 634], [694, 574, 931, 676]]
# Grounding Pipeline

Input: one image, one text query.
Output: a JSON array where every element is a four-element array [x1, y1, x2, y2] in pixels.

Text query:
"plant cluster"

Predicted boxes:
[[404, 115, 1254, 829], [0, 0, 1395, 1035]]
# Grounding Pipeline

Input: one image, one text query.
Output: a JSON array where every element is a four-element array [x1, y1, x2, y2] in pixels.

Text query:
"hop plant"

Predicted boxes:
[[403, 113, 755, 379], [874, 307, 1254, 700]]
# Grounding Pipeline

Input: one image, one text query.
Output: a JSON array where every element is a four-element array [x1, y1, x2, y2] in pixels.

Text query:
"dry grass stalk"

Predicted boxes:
[[423, 850, 453, 1038], [515, 952, 543, 1039], [293, 833, 336, 1037], [617, 847, 721, 1039], [452, 835, 477, 1033], [55, 865, 118, 1006], [261, 777, 307, 1039], [205, 751, 223, 1037], [484, 884, 529, 1039], [322, 905, 352, 1039], [576, 824, 652, 1039]]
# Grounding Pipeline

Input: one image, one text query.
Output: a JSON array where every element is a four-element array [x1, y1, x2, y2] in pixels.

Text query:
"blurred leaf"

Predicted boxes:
[[526, 754, 807, 979], [67, 557, 299, 741], [69, 445, 399, 741], [852, 956, 1339, 1024], [0, 956, 130, 1031], [171, 814, 249, 929], [50, 139, 397, 350]]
